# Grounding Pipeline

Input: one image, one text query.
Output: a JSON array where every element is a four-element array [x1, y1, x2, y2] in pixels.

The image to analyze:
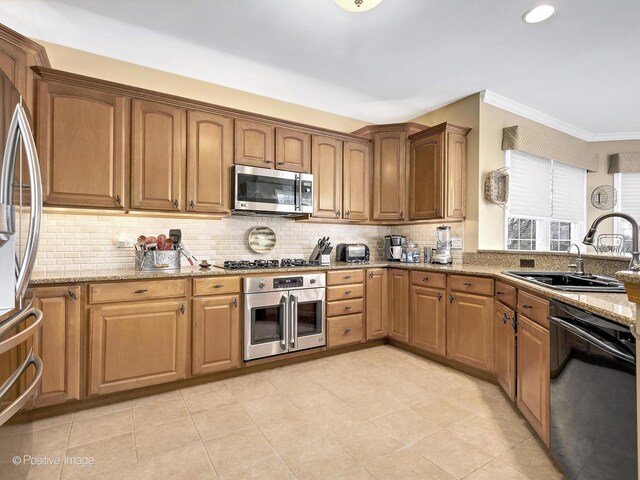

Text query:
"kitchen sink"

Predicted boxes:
[[502, 271, 626, 293]]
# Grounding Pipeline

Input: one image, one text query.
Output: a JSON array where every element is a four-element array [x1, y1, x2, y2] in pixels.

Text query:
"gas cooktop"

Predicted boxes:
[[217, 259, 320, 270]]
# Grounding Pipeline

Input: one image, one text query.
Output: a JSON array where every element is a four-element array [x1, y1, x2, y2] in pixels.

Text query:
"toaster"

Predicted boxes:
[[336, 243, 370, 263]]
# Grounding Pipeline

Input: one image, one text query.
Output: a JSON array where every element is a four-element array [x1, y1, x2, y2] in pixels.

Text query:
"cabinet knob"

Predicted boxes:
[[400, 210, 404, 219], [345, 290, 352, 295], [346, 210, 350, 218], [344, 328, 351, 334], [264, 160, 274, 164], [369, 271, 374, 278], [115, 195, 121, 205], [344, 275, 352, 279], [214, 284, 223, 289], [233, 298, 238, 308], [190, 200, 195, 210], [277, 161, 285, 165], [463, 282, 472, 287], [344, 306, 352, 311], [422, 276, 429, 282], [336, 210, 341, 217], [437, 292, 442, 301], [180, 304, 186, 315], [523, 304, 533, 309], [502, 313, 509, 324], [435, 207, 440, 215], [134, 289, 148, 294], [173, 199, 179, 209], [449, 294, 454, 303], [67, 290, 78, 301], [496, 291, 504, 296]]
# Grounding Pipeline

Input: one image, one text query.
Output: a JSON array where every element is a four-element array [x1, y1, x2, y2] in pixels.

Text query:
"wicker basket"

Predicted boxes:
[[135, 250, 181, 271]]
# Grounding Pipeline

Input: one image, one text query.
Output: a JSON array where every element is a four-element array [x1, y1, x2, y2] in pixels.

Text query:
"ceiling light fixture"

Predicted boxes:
[[335, 0, 383, 13], [523, 4, 556, 23]]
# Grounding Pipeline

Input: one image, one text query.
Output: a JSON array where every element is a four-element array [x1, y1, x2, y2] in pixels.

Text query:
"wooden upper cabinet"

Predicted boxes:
[[234, 119, 275, 168], [343, 141, 370, 221], [410, 285, 446, 356], [409, 130, 443, 220], [275, 127, 310, 173], [131, 99, 186, 211], [447, 291, 493, 372], [312, 135, 343, 219], [187, 110, 233, 214], [31, 286, 81, 408], [517, 315, 550, 446], [494, 300, 516, 401], [372, 130, 406, 221], [366, 268, 387, 340], [37, 81, 128, 209], [388, 269, 409, 343], [408, 122, 470, 221]]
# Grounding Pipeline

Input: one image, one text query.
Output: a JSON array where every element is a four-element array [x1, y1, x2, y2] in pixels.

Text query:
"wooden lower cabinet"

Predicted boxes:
[[447, 292, 493, 372], [31, 286, 82, 407], [493, 300, 516, 401], [388, 269, 409, 343], [327, 314, 364, 348], [365, 269, 387, 340], [517, 314, 550, 446], [88, 300, 188, 396], [410, 286, 446, 356], [192, 295, 241, 375]]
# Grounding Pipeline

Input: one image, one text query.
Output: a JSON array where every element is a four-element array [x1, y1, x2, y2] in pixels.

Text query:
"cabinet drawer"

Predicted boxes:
[[193, 276, 241, 296], [89, 279, 187, 304], [327, 284, 364, 301], [449, 275, 494, 296], [495, 281, 517, 309], [411, 271, 447, 288], [327, 314, 364, 348], [518, 291, 549, 328], [327, 298, 364, 317], [327, 269, 364, 286]]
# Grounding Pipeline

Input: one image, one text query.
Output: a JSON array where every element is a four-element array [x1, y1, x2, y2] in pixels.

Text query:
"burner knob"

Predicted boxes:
[[258, 281, 266, 289]]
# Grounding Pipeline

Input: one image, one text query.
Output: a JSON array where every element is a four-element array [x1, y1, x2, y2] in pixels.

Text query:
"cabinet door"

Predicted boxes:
[[131, 99, 185, 211], [275, 127, 310, 173], [366, 269, 387, 340], [37, 81, 128, 209], [494, 300, 516, 401], [192, 295, 241, 375], [31, 286, 81, 407], [410, 286, 446, 356], [186, 110, 233, 214], [234, 119, 275, 168], [447, 292, 493, 372], [372, 131, 406, 220], [311, 135, 343, 219], [446, 131, 467, 219], [89, 300, 188, 395], [517, 315, 550, 446], [409, 131, 444, 220], [343, 141, 370, 221], [388, 269, 409, 343]]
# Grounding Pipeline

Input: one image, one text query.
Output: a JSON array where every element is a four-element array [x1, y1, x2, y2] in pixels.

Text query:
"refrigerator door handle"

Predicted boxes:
[[0, 101, 43, 305], [0, 348, 43, 425]]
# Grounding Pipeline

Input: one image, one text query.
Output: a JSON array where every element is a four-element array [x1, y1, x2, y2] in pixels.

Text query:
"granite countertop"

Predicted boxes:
[[617, 270, 640, 285], [30, 262, 637, 327]]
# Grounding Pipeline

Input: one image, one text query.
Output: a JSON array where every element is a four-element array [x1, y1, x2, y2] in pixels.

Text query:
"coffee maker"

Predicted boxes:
[[385, 235, 406, 261], [431, 226, 453, 265]]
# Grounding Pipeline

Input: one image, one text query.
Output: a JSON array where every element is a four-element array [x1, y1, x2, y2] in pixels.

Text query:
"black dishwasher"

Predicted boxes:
[[549, 300, 637, 480]]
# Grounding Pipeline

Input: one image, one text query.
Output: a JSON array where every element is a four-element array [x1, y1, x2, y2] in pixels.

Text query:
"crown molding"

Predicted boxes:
[[480, 90, 640, 143]]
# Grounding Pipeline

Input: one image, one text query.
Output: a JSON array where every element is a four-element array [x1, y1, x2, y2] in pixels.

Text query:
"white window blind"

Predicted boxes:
[[508, 152, 551, 217], [619, 173, 640, 220], [552, 162, 586, 221]]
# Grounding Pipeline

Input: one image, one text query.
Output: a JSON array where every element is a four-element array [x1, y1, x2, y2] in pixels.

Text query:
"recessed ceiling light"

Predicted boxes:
[[335, 0, 383, 13], [523, 4, 555, 23]]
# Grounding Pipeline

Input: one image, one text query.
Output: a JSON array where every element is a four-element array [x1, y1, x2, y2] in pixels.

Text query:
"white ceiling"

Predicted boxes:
[[2, 0, 640, 138]]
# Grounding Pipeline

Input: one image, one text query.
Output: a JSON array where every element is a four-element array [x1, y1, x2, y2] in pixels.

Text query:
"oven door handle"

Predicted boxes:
[[280, 295, 288, 350], [290, 294, 298, 349], [549, 316, 636, 364]]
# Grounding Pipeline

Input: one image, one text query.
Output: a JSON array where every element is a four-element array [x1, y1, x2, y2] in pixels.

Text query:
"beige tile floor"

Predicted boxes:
[[0, 345, 565, 480]]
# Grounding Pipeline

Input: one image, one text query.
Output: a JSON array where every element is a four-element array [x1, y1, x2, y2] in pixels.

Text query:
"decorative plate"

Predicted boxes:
[[248, 226, 276, 254], [591, 185, 617, 210]]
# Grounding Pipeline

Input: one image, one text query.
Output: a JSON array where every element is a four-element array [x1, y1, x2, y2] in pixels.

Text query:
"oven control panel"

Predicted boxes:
[[273, 276, 303, 289]]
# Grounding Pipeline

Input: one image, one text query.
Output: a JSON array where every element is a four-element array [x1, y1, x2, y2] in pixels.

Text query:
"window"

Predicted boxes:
[[614, 172, 640, 253], [505, 151, 586, 251]]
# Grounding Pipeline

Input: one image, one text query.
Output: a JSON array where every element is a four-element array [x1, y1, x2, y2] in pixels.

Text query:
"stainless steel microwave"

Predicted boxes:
[[233, 165, 313, 216]]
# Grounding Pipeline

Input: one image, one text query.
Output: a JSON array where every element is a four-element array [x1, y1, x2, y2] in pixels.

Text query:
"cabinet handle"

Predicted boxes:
[[463, 282, 472, 287], [400, 210, 404, 219], [522, 304, 533, 309], [336, 210, 341, 217], [449, 294, 454, 303], [189, 200, 195, 210], [502, 313, 509, 324], [435, 207, 440, 215], [277, 161, 285, 165], [344, 275, 352, 279], [213, 284, 223, 289], [346, 210, 350, 218], [437, 292, 442, 301], [345, 290, 352, 295], [369, 271, 374, 278], [264, 160, 274, 164], [496, 291, 504, 296], [67, 290, 78, 301], [344, 306, 352, 310], [233, 298, 238, 308], [344, 328, 351, 334], [173, 199, 179, 209], [115, 195, 121, 205], [422, 276, 429, 282], [134, 289, 148, 294], [180, 304, 185, 315]]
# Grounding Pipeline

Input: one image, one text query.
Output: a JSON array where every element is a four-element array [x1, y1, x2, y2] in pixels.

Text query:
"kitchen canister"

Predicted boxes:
[[135, 250, 181, 271]]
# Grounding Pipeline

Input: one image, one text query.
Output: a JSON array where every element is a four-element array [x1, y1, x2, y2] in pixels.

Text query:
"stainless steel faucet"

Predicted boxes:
[[583, 212, 640, 271], [567, 243, 585, 275]]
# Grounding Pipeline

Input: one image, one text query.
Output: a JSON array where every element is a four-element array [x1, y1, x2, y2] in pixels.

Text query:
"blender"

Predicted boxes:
[[431, 226, 453, 265]]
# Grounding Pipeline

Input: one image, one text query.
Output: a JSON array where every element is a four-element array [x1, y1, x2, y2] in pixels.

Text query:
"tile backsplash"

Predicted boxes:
[[30, 213, 463, 274]]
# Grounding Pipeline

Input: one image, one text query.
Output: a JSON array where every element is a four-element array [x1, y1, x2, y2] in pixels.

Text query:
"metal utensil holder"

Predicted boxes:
[[135, 250, 181, 271]]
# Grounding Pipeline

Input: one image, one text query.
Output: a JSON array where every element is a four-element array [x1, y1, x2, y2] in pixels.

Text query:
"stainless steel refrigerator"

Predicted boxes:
[[0, 69, 44, 425]]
